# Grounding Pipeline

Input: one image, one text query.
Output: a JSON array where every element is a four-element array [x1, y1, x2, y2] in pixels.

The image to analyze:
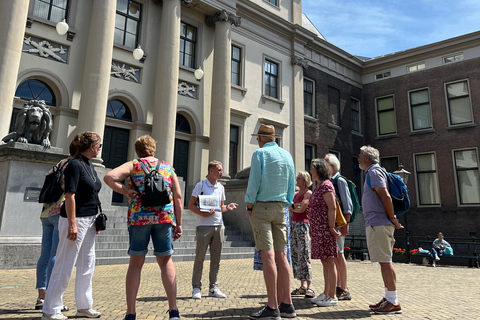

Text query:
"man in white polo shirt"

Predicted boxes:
[[188, 161, 238, 300]]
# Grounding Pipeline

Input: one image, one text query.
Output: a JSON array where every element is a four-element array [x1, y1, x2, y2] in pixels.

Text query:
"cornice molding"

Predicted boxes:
[[292, 55, 308, 69]]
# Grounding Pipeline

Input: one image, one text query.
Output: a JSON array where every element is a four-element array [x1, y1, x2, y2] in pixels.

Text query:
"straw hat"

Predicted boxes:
[[251, 124, 280, 138]]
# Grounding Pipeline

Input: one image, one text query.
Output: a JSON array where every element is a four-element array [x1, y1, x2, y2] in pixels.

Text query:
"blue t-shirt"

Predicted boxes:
[[362, 164, 392, 227]]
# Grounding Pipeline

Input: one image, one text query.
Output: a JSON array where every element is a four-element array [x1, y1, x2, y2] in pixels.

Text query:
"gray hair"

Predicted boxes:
[[360, 145, 380, 164], [325, 153, 340, 173]]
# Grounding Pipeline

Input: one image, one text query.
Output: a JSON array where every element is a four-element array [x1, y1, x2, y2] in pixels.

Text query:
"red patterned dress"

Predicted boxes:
[[308, 180, 338, 260]]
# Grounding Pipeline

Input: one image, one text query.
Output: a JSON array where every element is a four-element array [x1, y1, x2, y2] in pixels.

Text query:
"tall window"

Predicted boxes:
[[376, 96, 396, 135], [265, 0, 278, 5], [380, 156, 398, 173], [304, 79, 314, 117], [180, 22, 197, 69], [33, 0, 69, 23], [229, 125, 239, 176], [106, 99, 132, 122], [305, 145, 314, 172], [114, 0, 141, 49], [415, 153, 440, 205], [231, 45, 242, 86], [351, 98, 361, 133], [328, 86, 340, 126], [264, 60, 278, 98], [352, 157, 362, 205], [454, 149, 480, 205], [446, 80, 473, 126], [409, 89, 432, 131]]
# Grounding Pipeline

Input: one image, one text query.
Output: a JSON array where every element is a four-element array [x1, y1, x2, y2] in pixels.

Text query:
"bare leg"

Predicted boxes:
[[334, 253, 348, 290], [275, 250, 292, 305], [321, 258, 337, 298], [379, 262, 396, 291], [157, 255, 178, 312], [260, 249, 278, 309], [125, 256, 145, 315]]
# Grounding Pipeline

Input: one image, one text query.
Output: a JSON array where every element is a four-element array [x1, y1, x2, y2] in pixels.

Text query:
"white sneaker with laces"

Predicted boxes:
[[208, 287, 226, 298], [310, 293, 326, 304], [192, 288, 202, 299], [315, 295, 338, 307], [76, 308, 101, 318], [41, 313, 68, 320]]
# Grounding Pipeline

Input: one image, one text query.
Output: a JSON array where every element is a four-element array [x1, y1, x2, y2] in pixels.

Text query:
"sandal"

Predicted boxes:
[[35, 298, 44, 310], [305, 288, 315, 299], [291, 286, 307, 295]]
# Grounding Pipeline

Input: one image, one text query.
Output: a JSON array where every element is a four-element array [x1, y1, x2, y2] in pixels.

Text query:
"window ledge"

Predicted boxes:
[[27, 16, 77, 41], [263, 0, 280, 10], [447, 123, 476, 130], [327, 123, 341, 131], [375, 133, 399, 140], [409, 128, 435, 135], [304, 115, 317, 123], [352, 131, 363, 137], [114, 44, 146, 62], [261, 94, 285, 108], [232, 84, 247, 96]]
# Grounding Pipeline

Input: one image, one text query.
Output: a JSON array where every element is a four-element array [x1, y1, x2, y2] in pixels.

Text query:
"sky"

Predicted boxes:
[[302, 0, 480, 59]]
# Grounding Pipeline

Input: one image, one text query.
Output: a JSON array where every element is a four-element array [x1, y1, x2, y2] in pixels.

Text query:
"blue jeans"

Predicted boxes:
[[430, 248, 443, 264], [36, 215, 60, 290], [128, 223, 174, 257]]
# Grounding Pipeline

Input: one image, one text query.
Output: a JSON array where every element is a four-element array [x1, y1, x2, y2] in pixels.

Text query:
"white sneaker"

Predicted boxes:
[[208, 287, 226, 298], [192, 288, 202, 299], [42, 313, 68, 320], [76, 308, 101, 318], [310, 293, 325, 304], [435, 255, 440, 261], [316, 295, 338, 307]]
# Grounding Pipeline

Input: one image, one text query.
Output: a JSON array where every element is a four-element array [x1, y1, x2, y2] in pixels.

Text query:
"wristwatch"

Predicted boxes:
[[246, 206, 253, 212]]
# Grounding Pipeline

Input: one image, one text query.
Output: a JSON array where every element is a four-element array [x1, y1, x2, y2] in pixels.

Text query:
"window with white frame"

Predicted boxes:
[[264, 59, 279, 99], [407, 62, 425, 73], [180, 22, 197, 69], [114, 0, 142, 49], [264, 0, 278, 5], [231, 45, 242, 86], [376, 96, 396, 135], [304, 79, 314, 117], [446, 80, 473, 126], [351, 98, 361, 133], [453, 149, 480, 205], [375, 71, 391, 80], [33, 0, 69, 23], [443, 53, 463, 64], [328, 86, 340, 126], [409, 89, 432, 131], [415, 153, 440, 205]]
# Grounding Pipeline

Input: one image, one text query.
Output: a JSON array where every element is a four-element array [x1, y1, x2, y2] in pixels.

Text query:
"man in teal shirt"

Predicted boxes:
[[245, 124, 296, 320]]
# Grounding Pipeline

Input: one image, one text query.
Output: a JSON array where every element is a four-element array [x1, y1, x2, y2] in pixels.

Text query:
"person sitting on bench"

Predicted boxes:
[[430, 232, 451, 267]]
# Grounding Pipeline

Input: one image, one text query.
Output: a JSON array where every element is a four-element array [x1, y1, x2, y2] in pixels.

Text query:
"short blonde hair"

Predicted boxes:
[[208, 161, 222, 172], [297, 171, 312, 187], [135, 135, 156, 158]]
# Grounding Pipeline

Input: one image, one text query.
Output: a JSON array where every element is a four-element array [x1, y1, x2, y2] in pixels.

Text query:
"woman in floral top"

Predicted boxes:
[[104, 135, 182, 320]]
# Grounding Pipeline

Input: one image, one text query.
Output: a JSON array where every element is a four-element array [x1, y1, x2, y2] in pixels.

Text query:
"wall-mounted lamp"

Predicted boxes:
[[194, 65, 204, 81], [56, 19, 69, 36], [133, 45, 144, 60]]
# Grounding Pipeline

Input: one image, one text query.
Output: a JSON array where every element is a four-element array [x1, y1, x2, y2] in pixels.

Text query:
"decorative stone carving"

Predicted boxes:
[[178, 82, 197, 99], [23, 36, 68, 63], [292, 55, 309, 69], [111, 61, 140, 83], [206, 9, 241, 27], [2, 100, 53, 148]]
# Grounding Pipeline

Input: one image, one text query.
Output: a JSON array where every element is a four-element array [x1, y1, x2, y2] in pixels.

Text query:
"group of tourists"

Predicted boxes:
[[36, 126, 405, 320]]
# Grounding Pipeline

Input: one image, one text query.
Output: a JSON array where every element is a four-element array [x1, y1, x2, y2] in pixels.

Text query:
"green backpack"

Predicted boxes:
[[332, 175, 360, 223]]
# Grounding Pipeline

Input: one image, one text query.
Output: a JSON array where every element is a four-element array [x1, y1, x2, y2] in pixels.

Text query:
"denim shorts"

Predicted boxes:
[[128, 223, 174, 257]]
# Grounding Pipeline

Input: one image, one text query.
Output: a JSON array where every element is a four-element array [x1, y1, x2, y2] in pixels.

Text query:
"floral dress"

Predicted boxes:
[[308, 180, 338, 260]]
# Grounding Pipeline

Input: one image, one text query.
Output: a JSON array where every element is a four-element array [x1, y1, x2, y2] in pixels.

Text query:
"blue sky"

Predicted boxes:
[[302, 0, 480, 58]]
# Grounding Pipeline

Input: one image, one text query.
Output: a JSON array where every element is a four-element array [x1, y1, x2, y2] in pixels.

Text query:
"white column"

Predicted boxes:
[[151, 0, 184, 164], [291, 56, 308, 173], [0, 0, 29, 138], [75, 0, 116, 143], [207, 10, 241, 178]]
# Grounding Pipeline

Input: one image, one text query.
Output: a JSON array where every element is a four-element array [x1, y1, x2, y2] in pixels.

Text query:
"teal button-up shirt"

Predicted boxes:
[[245, 142, 295, 205]]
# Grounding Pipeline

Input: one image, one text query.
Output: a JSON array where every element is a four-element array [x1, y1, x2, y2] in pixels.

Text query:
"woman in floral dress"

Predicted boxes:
[[308, 158, 341, 307]]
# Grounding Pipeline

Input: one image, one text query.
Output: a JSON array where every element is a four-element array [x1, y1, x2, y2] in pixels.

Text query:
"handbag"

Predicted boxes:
[[443, 246, 453, 256], [93, 190, 107, 232], [335, 199, 347, 228]]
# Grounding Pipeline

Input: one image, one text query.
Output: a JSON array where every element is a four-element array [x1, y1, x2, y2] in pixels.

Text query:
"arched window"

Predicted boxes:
[[176, 114, 191, 134], [106, 99, 132, 122], [15, 79, 56, 106]]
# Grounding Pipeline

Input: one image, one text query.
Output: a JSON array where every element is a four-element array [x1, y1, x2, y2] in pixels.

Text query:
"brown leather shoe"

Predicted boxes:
[[368, 297, 386, 310], [373, 300, 402, 314]]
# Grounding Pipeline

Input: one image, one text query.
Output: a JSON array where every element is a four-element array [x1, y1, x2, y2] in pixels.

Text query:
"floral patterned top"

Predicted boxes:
[[40, 158, 70, 218], [127, 158, 175, 227]]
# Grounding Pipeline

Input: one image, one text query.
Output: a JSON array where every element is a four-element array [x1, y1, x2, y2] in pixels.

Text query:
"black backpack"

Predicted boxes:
[[38, 159, 71, 204], [131, 160, 171, 207]]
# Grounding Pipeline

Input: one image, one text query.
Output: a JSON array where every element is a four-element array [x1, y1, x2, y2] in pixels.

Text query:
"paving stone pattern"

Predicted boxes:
[[0, 259, 479, 320]]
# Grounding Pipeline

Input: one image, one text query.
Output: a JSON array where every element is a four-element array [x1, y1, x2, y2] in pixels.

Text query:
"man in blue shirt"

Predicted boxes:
[[246, 124, 296, 320]]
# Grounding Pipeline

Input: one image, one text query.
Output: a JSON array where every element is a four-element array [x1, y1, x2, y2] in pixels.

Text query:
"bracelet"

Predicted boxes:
[[389, 217, 397, 220]]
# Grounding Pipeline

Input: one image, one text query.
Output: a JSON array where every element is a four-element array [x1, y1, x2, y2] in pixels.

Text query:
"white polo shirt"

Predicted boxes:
[[191, 179, 226, 226]]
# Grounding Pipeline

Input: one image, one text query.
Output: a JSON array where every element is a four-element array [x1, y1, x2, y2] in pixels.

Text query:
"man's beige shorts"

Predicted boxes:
[[249, 202, 287, 252], [366, 224, 395, 263]]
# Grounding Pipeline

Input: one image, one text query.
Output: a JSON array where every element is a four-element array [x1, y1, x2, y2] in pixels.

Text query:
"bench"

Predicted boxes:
[[343, 235, 369, 261], [413, 240, 480, 268]]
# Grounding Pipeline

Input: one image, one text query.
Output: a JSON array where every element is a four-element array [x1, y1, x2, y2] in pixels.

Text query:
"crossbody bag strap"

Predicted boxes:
[[93, 190, 103, 213]]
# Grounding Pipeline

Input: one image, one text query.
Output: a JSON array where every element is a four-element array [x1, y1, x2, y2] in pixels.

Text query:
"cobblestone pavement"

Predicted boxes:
[[1, 259, 479, 320]]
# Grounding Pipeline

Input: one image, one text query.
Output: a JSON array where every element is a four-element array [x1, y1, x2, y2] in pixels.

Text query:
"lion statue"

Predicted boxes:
[[2, 100, 53, 148]]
